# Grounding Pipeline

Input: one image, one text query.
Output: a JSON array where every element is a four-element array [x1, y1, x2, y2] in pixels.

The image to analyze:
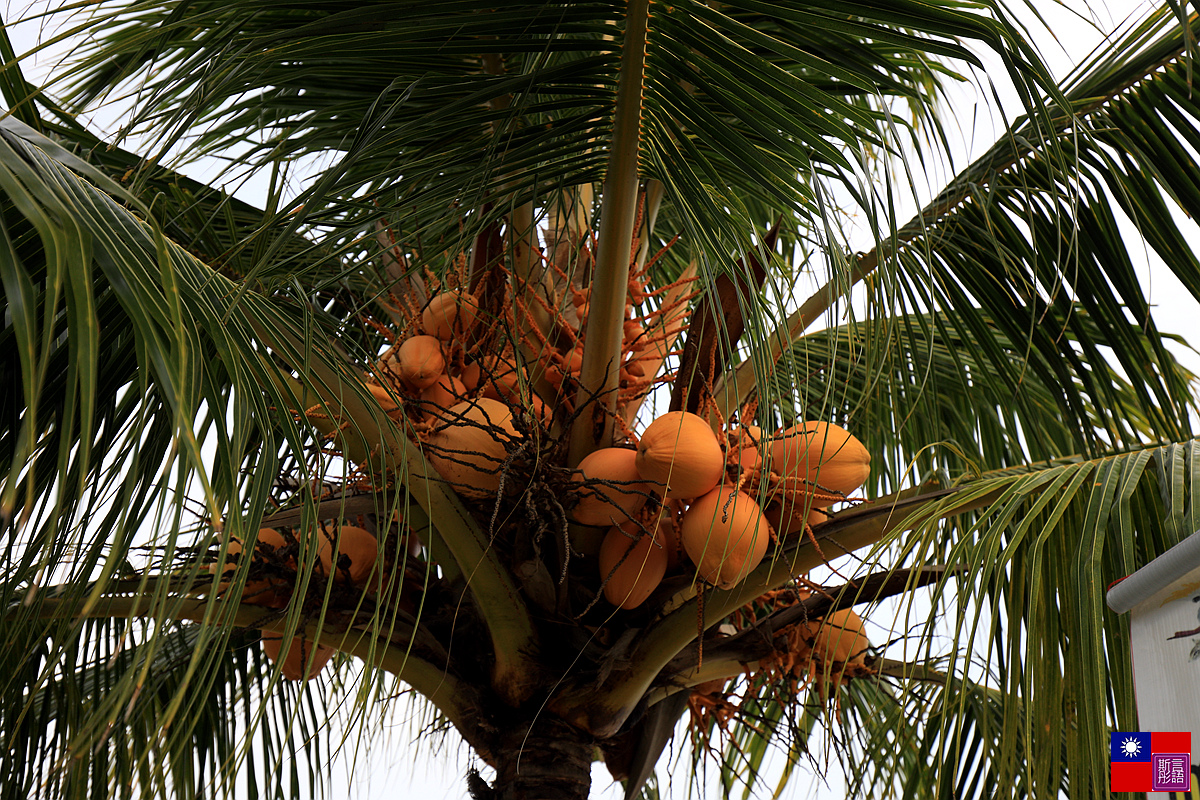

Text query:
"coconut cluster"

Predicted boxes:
[[690, 595, 873, 731], [372, 289, 481, 420], [361, 270, 669, 498], [210, 525, 386, 681], [577, 411, 871, 609]]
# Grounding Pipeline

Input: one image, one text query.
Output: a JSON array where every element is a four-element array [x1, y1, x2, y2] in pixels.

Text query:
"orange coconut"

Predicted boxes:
[[458, 359, 482, 391], [366, 383, 404, 420], [318, 525, 378, 586], [729, 424, 765, 473], [598, 525, 668, 610], [623, 320, 647, 351], [680, 486, 770, 589], [571, 448, 654, 527], [212, 527, 290, 607], [622, 358, 646, 379], [769, 421, 869, 496], [813, 609, 869, 665], [481, 352, 523, 403], [635, 411, 725, 499], [421, 373, 467, 418], [262, 634, 336, 681], [763, 499, 828, 538], [389, 335, 446, 390], [614, 511, 681, 570], [426, 397, 517, 497], [421, 290, 480, 341]]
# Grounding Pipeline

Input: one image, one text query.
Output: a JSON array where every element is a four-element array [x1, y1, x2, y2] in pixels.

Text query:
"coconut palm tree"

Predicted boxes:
[[4, 0, 1200, 798]]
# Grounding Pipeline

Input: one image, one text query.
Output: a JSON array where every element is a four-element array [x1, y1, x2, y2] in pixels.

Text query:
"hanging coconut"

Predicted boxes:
[[769, 421, 869, 497], [458, 359, 482, 391], [421, 290, 480, 341], [318, 525, 378, 586], [763, 499, 828, 538], [635, 411, 724, 499], [729, 424, 765, 474], [480, 352, 523, 403], [656, 511, 682, 570], [614, 511, 681, 571], [570, 448, 654, 527], [211, 527, 290, 607], [387, 335, 446, 391], [426, 397, 517, 498], [598, 524, 668, 610], [421, 373, 467, 419], [812, 608, 869, 666], [262, 634, 336, 681], [679, 486, 770, 589], [366, 383, 404, 420]]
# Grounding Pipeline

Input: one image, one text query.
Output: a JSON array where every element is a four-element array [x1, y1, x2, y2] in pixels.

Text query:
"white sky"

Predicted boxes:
[[4, 0, 1199, 798]]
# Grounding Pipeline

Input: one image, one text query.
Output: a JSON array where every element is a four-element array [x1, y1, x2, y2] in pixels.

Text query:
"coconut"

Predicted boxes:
[[614, 512, 681, 570], [598, 525, 668, 610], [458, 359, 482, 391], [813, 609, 869, 665], [426, 397, 517, 497], [622, 358, 646, 379], [635, 411, 725, 499], [545, 347, 584, 388], [481, 352, 523, 403], [763, 499, 828, 538], [212, 527, 290, 607], [421, 373, 466, 418], [262, 634, 336, 681], [421, 290, 480, 341], [318, 525, 378, 586], [367, 383, 404, 420], [570, 448, 654, 527], [769, 421, 869, 496], [730, 425, 765, 473], [679, 486, 770, 589], [389, 335, 446, 391]]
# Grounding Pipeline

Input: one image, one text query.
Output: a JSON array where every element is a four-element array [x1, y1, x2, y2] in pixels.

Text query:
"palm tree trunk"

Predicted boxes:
[[473, 717, 594, 800]]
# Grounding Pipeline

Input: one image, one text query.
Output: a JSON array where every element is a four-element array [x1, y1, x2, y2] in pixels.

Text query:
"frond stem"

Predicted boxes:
[[568, 0, 650, 466]]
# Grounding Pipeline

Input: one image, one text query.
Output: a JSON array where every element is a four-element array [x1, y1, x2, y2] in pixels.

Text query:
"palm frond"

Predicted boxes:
[[723, 6, 1200, 451], [0, 619, 335, 800], [52, 0, 1062, 272]]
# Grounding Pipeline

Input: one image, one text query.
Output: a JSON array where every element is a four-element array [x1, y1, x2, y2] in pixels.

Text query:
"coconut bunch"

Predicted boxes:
[[351, 237, 692, 506], [687, 589, 873, 738], [371, 288, 483, 424], [210, 524, 391, 681], [575, 410, 871, 610], [687, 608, 872, 732]]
